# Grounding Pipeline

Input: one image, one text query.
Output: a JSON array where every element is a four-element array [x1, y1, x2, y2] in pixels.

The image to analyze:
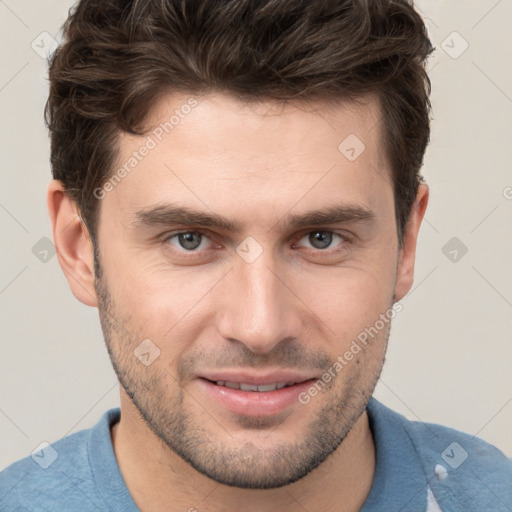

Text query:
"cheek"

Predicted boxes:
[[104, 257, 220, 348], [296, 259, 397, 346]]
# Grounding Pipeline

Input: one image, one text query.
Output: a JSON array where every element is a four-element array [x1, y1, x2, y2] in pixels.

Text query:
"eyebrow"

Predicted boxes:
[[132, 202, 375, 232]]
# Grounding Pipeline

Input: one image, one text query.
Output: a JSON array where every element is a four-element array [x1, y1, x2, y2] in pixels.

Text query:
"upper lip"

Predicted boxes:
[[197, 370, 318, 386]]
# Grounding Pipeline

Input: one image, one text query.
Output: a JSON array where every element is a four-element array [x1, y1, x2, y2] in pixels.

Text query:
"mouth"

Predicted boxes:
[[207, 379, 303, 392], [196, 374, 318, 417]]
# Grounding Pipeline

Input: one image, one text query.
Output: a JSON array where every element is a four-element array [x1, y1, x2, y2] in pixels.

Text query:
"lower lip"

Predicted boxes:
[[196, 378, 316, 417]]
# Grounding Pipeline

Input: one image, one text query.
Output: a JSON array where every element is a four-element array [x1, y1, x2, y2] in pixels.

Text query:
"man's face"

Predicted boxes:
[[94, 92, 403, 488]]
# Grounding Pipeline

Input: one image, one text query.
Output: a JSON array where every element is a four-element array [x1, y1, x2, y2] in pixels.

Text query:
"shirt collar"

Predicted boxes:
[[360, 397, 429, 511]]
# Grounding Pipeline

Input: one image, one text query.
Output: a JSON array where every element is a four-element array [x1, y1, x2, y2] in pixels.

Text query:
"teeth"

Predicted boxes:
[[215, 381, 295, 391], [257, 383, 277, 392], [240, 383, 259, 391]]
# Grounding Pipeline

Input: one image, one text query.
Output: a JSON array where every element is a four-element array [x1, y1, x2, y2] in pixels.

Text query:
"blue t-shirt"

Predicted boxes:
[[1, 397, 511, 511]]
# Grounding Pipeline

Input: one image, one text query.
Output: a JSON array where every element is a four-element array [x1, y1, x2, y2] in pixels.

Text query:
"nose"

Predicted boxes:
[[216, 251, 303, 354]]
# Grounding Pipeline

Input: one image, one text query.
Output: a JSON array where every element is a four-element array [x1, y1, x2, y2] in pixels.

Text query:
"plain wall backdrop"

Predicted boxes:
[[1, 0, 511, 470]]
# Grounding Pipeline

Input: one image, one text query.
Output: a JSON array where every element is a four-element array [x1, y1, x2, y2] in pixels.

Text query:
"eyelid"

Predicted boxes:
[[161, 228, 350, 254], [161, 229, 221, 249], [292, 229, 350, 249]]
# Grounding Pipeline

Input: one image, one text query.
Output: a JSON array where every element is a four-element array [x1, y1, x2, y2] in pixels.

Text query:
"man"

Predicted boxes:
[[1, 0, 511, 510]]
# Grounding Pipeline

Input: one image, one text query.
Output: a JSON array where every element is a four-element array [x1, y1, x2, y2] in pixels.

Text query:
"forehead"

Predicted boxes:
[[142, 90, 384, 159], [107, 91, 391, 225]]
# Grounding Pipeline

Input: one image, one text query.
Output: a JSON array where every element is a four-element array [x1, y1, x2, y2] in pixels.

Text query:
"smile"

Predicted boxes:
[[213, 381, 298, 391]]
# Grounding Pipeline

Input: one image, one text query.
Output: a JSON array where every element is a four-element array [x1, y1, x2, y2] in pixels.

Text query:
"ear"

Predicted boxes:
[[47, 180, 98, 307], [394, 182, 429, 302]]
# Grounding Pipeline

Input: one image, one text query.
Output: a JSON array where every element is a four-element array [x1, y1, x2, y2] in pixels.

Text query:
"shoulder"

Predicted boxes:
[[404, 414, 512, 510], [0, 430, 89, 510], [0, 430, 89, 511], [0, 408, 120, 512], [368, 398, 512, 511]]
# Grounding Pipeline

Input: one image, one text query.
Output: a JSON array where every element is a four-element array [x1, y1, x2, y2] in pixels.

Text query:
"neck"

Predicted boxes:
[[111, 394, 375, 512]]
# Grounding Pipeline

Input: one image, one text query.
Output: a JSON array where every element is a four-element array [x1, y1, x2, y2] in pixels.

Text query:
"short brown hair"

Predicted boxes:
[[46, 0, 434, 245]]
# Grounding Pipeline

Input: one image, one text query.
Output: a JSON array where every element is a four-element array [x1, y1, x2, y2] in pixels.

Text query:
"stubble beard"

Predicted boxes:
[[94, 261, 389, 489]]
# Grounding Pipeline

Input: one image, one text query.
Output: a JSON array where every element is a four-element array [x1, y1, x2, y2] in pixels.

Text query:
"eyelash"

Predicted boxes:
[[161, 229, 350, 258]]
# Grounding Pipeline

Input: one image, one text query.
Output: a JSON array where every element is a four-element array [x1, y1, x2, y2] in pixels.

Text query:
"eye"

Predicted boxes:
[[296, 230, 345, 250], [161, 229, 348, 260], [165, 231, 212, 252]]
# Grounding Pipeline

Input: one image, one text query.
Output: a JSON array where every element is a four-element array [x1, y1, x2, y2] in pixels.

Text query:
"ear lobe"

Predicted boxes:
[[47, 180, 98, 307], [394, 183, 429, 302]]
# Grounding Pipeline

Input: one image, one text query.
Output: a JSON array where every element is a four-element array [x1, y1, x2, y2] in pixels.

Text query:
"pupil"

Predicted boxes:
[[179, 232, 201, 250], [310, 231, 332, 249]]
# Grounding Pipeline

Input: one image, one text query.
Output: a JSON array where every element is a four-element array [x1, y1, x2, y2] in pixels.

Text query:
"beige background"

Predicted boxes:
[[1, 0, 511, 470]]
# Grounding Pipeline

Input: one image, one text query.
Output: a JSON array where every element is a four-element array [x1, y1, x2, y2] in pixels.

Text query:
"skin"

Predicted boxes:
[[47, 91, 428, 512]]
